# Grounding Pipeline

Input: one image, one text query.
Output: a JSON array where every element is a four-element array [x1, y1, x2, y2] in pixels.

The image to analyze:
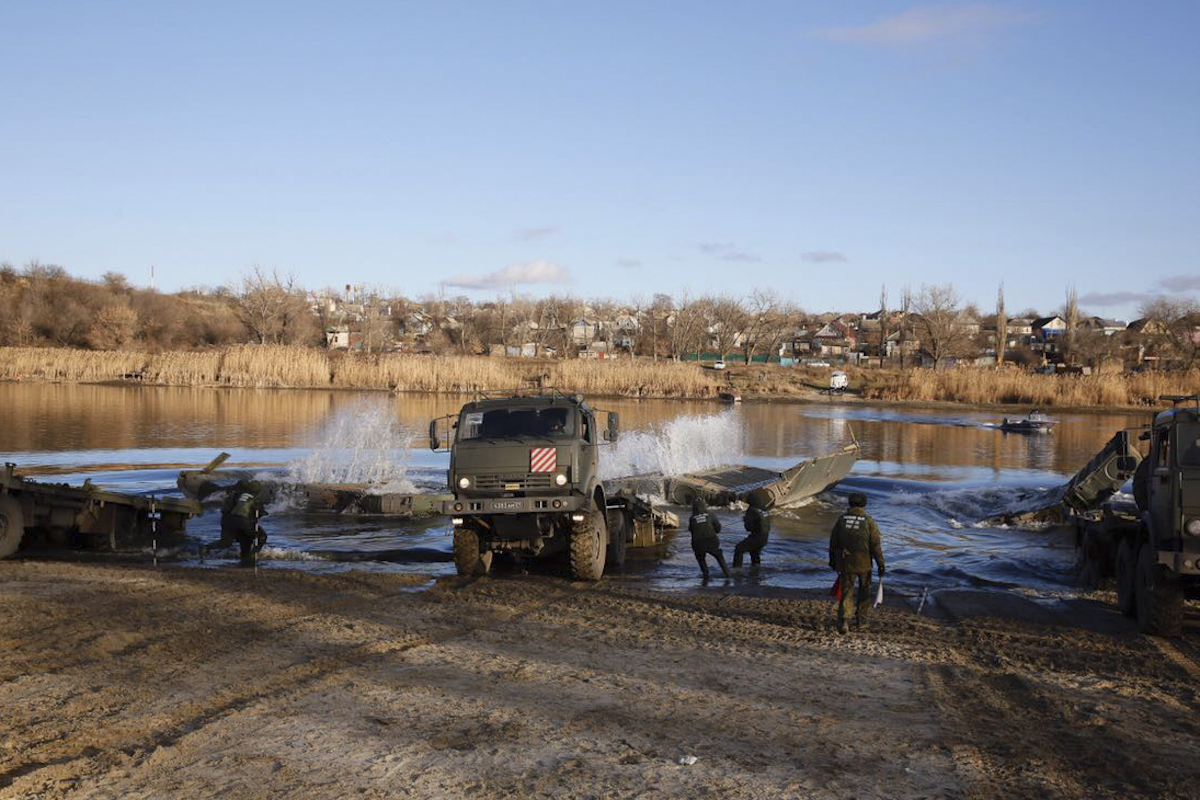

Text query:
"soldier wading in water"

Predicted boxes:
[[733, 488, 773, 569], [828, 492, 885, 634], [688, 498, 731, 580], [205, 479, 269, 565]]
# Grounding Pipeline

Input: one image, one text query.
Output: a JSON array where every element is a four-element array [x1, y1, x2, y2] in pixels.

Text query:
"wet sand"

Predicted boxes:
[[3, 561, 1200, 800]]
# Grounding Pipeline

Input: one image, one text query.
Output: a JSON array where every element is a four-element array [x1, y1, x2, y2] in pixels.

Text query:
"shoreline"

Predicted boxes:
[[4, 560, 1198, 799], [0, 375, 1162, 416]]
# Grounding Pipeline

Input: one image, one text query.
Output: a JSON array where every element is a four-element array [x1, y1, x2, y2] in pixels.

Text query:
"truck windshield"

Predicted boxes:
[[1178, 423, 1200, 467], [459, 407, 575, 441]]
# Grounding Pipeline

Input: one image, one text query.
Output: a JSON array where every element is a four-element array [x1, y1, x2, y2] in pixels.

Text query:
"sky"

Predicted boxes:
[[2, 1, 1198, 319]]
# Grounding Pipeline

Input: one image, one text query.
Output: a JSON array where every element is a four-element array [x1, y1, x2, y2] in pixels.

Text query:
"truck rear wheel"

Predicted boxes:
[[569, 509, 607, 581], [605, 509, 628, 569], [453, 526, 493, 577], [0, 496, 24, 559], [1134, 543, 1183, 637], [1115, 537, 1136, 615], [1073, 529, 1100, 589]]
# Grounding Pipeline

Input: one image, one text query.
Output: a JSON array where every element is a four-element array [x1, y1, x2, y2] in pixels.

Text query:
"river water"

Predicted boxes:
[[0, 382, 1147, 599]]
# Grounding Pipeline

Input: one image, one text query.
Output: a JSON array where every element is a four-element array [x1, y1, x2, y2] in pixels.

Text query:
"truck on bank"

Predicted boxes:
[[431, 393, 624, 580], [1071, 394, 1200, 637]]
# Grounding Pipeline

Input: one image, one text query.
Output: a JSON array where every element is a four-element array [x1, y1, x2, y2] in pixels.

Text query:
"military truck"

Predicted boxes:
[[1072, 394, 1200, 636], [431, 393, 622, 580]]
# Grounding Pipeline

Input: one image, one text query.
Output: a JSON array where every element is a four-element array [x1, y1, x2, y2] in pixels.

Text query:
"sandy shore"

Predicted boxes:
[[3, 561, 1200, 799]]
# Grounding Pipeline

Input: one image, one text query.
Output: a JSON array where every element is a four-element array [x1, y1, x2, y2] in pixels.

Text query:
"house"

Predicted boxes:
[[325, 326, 351, 349], [1080, 317, 1125, 336], [569, 318, 599, 347], [1032, 315, 1067, 339], [1006, 317, 1034, 337], [400, 312, 433, 339], [811, 320, 856, 358]]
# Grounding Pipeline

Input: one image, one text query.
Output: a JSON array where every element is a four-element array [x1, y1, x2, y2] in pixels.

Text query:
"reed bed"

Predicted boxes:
[[0, 346, 722, 398], [3, 345, 1193, 406], [864, 367, 1200, 408]]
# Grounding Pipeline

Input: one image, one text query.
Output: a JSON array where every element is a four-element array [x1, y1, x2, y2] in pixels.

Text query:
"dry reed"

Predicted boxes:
[[3, 346, 1194, 406], [0, 347, 722, 398], [863, 367, 1200, 408]]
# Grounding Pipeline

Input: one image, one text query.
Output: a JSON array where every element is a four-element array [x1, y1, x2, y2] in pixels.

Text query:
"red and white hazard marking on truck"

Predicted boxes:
[[530, 447, 557, 473]]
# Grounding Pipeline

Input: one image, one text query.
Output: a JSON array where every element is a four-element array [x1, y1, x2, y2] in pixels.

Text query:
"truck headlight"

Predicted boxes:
[[1186, 518, 1200, 536], [554, 473, 568, 486], [458, 477, 471, 489]]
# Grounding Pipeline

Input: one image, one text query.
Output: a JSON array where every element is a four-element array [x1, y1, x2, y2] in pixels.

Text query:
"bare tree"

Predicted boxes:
[[1138, 297, 1200, 368], [1062, 285, 1079, 363], [911, 283, 967, 368], [995, 283, 1007, 366], [231, 266, 310, 345], [898, 286, 912, 368], [739, 288, 782, 363], [707, 297, 745, 361]]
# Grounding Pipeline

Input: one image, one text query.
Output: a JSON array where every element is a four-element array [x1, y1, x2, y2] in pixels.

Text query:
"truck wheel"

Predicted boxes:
[[452, 526, 493, 577], [569, 509, 607, 581], [1134, 543, 1183, 637], [0, 496, 24, 559], [605, 510, 628, 569], [1115, 538, 1136, 616]]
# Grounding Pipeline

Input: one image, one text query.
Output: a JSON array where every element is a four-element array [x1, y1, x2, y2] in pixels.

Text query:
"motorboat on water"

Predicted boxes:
[[1000, 410, 1057, 434]]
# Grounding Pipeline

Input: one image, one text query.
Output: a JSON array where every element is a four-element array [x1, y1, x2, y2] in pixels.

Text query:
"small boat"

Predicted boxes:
[[1000, 410, 1056, 433], [718, 391, 742, 404]]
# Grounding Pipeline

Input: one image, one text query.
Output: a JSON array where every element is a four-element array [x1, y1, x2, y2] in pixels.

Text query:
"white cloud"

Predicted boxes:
[[442, 260, 571, 290], [516, 225, 560, 241], [698, 242, 762, 263], [813, 3, 1030, 46], [802, 250, 848, 263]]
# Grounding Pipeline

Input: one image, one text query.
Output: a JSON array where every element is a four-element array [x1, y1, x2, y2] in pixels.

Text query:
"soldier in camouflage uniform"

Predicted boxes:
[[688, 498, 731, 580], [828, 492, 885, 633], [205, 480, 268, 564], [733, 488, 773, 568]]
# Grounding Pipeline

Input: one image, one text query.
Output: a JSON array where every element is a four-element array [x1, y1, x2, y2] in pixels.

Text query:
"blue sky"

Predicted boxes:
[[2, 1, 1198, 318]]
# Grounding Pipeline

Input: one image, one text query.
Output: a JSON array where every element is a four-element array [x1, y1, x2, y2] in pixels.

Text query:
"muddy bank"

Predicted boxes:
[[3, 562, 1200, 799]]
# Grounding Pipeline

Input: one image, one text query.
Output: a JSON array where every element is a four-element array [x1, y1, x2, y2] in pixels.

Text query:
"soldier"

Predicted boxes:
[[205, 479, 268, 564], [688, 497, 730, 580], [828, 492, 885, 634], [733, 488, 773, 569]]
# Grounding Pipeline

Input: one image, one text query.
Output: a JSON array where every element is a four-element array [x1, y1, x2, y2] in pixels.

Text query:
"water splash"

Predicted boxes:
[[287, 401, 416, 492], [600, 410, 743, 480]]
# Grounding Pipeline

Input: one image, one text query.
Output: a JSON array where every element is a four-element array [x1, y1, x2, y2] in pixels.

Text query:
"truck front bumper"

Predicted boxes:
[[1157, 551, 1200, 576], [442, 495, 585, 515]]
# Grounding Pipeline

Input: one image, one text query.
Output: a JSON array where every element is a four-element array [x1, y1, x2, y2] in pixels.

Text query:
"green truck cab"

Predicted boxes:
[[431, 393, 620, 580], [1114, 396, 1200, 635], [1075, 395, 1200, 636]]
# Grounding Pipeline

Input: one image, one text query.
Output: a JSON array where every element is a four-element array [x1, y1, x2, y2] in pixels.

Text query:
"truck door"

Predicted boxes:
[[1148, 427, 1174, 547]]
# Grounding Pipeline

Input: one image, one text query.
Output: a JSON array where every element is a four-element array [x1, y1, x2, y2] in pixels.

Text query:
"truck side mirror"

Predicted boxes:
[[605, 412, 619, 442], [429, 419, 440, 452]]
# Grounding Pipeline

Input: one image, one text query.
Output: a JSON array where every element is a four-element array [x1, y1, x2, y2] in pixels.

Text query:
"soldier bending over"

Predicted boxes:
[[688, 498, 731, 580]]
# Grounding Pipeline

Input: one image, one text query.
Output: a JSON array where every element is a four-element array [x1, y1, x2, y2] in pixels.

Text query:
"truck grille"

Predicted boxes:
[[473, 474, 556, 492]]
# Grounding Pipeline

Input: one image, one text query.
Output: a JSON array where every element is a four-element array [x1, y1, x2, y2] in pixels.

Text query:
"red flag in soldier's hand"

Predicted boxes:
[[829, 577, 843, 599]]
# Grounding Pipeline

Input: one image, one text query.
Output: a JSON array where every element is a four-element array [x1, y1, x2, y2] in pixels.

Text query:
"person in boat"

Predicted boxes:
[[688, 497, 731, 580], [733, 488, 773, 569], [205, 479, 268, 564], [828, 492, 886, 634]]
